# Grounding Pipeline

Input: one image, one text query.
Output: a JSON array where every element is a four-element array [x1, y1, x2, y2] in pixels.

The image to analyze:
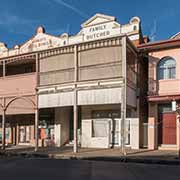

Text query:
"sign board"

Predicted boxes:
[[172, 100, 176, 111]]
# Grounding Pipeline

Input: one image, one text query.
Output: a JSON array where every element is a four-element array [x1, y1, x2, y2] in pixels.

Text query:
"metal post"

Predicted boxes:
[[121, 85, 126, 156], [179, 117, 180, 157], [73, 88, 78, 153], [121, 36, 127, 156], [73, 45, 78, 153], [3, 60, 5, 77], [175, 108, 180, 158], [35, 105, 39, 152], [1, 98, 6, 150], [35, 53, 39, 152]]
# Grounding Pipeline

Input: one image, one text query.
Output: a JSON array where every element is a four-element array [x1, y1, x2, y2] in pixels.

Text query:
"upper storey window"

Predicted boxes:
[[158, 57, 176, 80]]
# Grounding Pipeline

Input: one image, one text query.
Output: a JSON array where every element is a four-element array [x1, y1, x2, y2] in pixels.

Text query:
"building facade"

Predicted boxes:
[[0, 13, 147, 150], [139, 34, 180, 150]]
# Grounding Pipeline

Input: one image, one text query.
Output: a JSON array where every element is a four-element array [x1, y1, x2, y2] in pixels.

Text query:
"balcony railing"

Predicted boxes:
[[148, 78, 180, 96], [0, 73, 37, 97]]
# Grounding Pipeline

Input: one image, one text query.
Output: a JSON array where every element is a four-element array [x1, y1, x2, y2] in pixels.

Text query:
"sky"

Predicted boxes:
[[0, 0, 179, 48]]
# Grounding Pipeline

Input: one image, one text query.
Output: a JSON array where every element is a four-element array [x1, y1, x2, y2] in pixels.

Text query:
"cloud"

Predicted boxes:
[[50, 0, 88, 18], [0, 13, 35, 26], [0, 12, 39, 37]]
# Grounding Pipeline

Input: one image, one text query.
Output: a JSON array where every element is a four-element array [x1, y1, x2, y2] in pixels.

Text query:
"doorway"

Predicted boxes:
[[161, 112, 176, 145], [19, 126, 31, 143], [92, 110, 121, 147], [158, 104, 177, 145]]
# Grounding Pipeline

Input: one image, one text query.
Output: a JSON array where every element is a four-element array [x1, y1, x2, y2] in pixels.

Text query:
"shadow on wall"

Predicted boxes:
[[148, 55, 161, 96]]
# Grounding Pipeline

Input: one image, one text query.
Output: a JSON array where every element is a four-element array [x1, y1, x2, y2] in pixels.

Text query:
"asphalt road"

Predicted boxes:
[[0, 158, 179, 180]]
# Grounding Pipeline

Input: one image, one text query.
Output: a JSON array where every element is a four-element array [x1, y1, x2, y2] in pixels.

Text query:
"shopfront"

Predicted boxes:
[[39, 108, 55, 147]]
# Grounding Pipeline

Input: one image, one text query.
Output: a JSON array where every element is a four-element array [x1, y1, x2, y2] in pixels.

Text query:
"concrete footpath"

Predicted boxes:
[[1, 146, 180, 165]]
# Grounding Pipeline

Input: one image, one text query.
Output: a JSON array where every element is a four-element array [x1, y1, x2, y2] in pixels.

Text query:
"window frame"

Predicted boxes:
[[157, 57, 176, 80]]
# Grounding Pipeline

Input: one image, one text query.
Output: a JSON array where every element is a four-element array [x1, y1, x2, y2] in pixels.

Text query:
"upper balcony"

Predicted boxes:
[[0, 73, 37, 97], [149, 78, 180, 96], [0, 57, 37, 97]]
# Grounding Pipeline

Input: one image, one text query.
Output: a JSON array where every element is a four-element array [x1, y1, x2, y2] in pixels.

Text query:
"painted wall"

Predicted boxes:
[[54, 107, 71, 147], [149, 48, 180, 96], [0, 73, 36, 96]]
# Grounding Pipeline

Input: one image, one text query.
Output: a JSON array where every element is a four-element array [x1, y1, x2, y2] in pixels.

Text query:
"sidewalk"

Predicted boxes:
[[0, 145, 180, 165]]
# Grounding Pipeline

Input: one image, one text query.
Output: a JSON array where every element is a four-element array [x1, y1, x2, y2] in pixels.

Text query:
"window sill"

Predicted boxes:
[[158, 79, 177, 82]]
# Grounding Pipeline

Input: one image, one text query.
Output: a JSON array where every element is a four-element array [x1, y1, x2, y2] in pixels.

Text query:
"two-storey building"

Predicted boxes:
[[139, 33, 180, 150], [0, 48, 38, 149], [37, 14, 147, 151], [0, 13, 148, 151]]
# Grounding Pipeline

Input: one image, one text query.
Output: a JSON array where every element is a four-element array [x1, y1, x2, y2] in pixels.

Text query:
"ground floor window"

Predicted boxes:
[[92, 119, 109, 137]]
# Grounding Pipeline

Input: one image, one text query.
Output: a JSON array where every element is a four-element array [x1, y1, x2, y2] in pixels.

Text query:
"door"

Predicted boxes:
[[19, 126, 31, 143], [162, 112, 176, 145], [110, 119, 119, 146]]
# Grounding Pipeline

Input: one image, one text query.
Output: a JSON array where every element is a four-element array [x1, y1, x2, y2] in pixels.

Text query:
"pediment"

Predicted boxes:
[[171, 32, 180, 39], [20, 30, 62, 54], [81, 13, 116, 28]]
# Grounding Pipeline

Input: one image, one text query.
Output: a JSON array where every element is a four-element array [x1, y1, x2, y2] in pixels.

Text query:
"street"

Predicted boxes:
[[0, 158, 179, 180]]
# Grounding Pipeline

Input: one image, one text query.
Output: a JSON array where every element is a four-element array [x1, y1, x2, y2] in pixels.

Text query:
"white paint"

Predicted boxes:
[[128, 34, 140, 41], [38, 92, 74, 108], [81, 21, 120, 42], [172, 100, 177, 111], [78, 88, 122, 105], [81, 118, 139, 149], [81, 119, 110, 148], [128, 118, 139, 149], [54, 124, 61, 147], [20, 33, 62, 54]]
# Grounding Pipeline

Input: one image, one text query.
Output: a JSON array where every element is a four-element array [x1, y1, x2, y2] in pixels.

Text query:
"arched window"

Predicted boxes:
[[158, 57, 176, 80]]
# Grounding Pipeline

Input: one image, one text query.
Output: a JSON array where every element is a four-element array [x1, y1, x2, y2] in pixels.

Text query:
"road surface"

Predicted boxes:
[[0, 158, 179, 180]]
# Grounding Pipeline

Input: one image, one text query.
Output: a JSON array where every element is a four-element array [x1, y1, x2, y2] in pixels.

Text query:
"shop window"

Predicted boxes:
[[91, 110, 120, 138], [92, 119, 108, 137], [158, 57, 176, 80]]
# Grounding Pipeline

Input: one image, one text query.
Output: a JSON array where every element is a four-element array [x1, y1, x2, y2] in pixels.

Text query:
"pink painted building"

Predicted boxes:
[[0, 54, 38, 147], [139, 33, 180, 150]]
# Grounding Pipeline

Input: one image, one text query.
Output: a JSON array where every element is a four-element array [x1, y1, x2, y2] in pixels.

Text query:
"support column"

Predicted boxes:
[[121, 36, 127, 155], [3, 60, 5, 77], [148, 117, 157, 150], [35, 106, 39, 152], [73, 88, 78, 153], [35, 53, 39, 152], [73, 45, 78, 153], [176, 114, 180, 156], [1, 98, 6, 150]]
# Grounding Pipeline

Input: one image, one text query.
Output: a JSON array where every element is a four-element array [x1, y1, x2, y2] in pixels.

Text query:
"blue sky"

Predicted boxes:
[[0, 0, 179, 48]]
